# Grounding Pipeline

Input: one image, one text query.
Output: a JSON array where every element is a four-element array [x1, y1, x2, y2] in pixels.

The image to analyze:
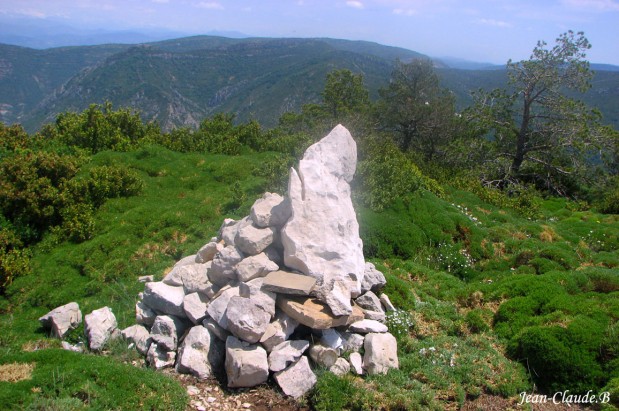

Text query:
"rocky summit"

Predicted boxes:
[[38, 124, 398, 399]]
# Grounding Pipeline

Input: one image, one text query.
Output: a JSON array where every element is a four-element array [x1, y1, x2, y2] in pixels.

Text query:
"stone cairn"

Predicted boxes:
[[38, 125, 399, 399]]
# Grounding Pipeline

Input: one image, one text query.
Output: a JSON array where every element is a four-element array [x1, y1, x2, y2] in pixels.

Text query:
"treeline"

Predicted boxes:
[[1, 31, 618, 291]]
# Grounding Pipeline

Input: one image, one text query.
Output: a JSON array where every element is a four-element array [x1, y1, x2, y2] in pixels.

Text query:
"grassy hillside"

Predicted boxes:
[[1, 141, 617, 409]]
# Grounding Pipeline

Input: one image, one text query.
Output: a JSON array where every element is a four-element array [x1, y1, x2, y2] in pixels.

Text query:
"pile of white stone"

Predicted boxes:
[[38, 125, 399, 399]]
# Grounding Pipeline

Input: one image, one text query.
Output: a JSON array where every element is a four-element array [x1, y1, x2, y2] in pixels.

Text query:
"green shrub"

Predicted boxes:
[[465, 309, 490, 333], [0, 227, 30, 289]]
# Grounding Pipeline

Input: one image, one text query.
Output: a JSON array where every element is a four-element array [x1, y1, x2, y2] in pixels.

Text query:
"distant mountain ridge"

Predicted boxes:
[[1, 35, 617, 131]]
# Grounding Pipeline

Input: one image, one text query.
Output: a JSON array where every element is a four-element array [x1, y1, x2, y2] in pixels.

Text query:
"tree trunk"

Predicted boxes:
[[511, 96, 531, 177]]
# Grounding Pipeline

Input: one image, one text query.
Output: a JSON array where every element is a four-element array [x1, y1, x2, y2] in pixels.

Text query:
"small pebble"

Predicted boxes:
[[242, 403, 251, 408], [207, 397, 216, 403]]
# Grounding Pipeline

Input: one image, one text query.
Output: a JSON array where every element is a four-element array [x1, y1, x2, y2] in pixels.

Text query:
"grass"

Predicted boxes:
[[1, 144, 618, 410]]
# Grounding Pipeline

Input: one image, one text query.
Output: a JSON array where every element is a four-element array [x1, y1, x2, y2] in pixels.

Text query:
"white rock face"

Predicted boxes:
[[183, 292, 210, 324], [208, 246, 244, 286], [259, 312, 299, 352], [329, 357, 351, 376], [147, 343, 176, 369], [235, 252, 279, 282], [235, 224, 275, 256], [225, 296, 271, 344], [274, 356, 317, 399], [225, 336, 269, 388], [206, 286, 240, 329], [361, 262, 387, 293], [136, 300, 157, 326], [348, 319, 388, 334], [38, 302, 82, 339], [281, 125, 365, 314], [176, 325, 224, 379], [349, 352, 364, 375], [363, 332, 399, 375], [196, 241, 223, 264], [84, 306, 117, 351]]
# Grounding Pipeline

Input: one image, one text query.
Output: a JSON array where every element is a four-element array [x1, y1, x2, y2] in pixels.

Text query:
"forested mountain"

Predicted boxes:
[[1, 35, 618, 131]]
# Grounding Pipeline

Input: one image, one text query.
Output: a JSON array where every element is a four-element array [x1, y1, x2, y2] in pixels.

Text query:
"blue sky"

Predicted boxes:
[[1, 0, 618, 64]]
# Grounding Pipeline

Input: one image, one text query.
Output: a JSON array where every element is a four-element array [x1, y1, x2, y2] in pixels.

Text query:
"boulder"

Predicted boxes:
[[38, 302, 82, 339], [250, 192, 291, 228], [239, 278, 276, 316], [380, 293, 396, 312], [361, 262, 387, 293], [235, 223, 275, 256], [218, 218, 241, 247], [206, 285, 240, 329], [349, 352, 364, 375], [142, 281, 186, 318], [315, 278, 353, 316], [183, 292, 210, 324], [196, 240, 223, 263], [273, 356, 316, 399], [84, 306, 117, 351], [176, 325, 225, 379], [308, 344, 338, 368], [261, 270, 316, 296], [208, 246, 243, 286], [136, 300, 158, 327], [268, 339, 309, 372], [348, 319, 388, 334], [235, 252, 279, 282], [356, 291, 384, 313], [225, 336, 269, 388], [363, 332, 398, 375], [259, 312, 299, 352], [147, 343, 176, 369], [341, 332, 364, 353], [225, 296, 271, 343], [329, 357, 350, 376], [320, 329, 343, 350], [150, 315, 188, 351], [121, 324, 152, 355], [277, 295, 363, 329], [163, 262, 209, 293], [202, 317, 231, 342], [364, 310, 386, 322], [281, 125, 365, 314]]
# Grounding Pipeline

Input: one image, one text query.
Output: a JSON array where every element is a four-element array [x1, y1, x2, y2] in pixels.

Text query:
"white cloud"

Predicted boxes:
[[560, 0, 619, 11], [195, 1, 224, 10], [393, 8, 417, 16], [346, 1, 365, 9], [476, 18, 513, 28]]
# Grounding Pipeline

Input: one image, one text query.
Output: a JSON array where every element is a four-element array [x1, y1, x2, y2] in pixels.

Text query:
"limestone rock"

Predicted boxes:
[[150, 315, 188, 351], [277, 295, 363, 330], [281, 125, 365, 314], [183, 292, 210, 324], [142, 281, 186, 318], [147, 343, 176, 369], [235, 223, 275, 256], [38, 302, 82, 339], [176, 325, 225, 379], [202, 317, 231, 342], [349, 352, 364, 375], [84, 306, 117, 351], [268, 340, 309, 372], [122, 324, 152, 355], [235, 252, 279, 282], [363, 332, 398, 375], [348, 319, 388, 334], [208, 246, 243, 286], [341, 332, 364, 353], [320, 329, 343, 350], [259, 312, 299, 352], [361, 262, 387, 293], [273, 356, 316, 399], [238, 278, 276, 316], [316, 278, 353, 316], [225, 296, 271, 343], [175, 254, 199, 268], [163, 262, 209, 293], [364, 310, 387, 322], [329, 357, 350, 376], [218, 218, 242, 247], [136, 300, 158, 327], [356, 291, 384, 313], [250, 192, 291, 228], [206, 285, 239, 329], [225, 336, 269, 388], [309, 344, 338, 368], [380, 293, 396, 312], [262, 270, 316, 296], [196, 241, 224, 264]]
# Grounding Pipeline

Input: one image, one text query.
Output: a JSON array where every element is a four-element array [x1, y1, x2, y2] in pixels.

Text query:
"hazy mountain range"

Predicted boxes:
[[1, 30, 617, 132]]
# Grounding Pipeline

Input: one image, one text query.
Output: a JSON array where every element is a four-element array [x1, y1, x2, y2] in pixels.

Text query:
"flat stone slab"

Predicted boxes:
[[262, 271, 316, 296], [277, 295, 363, 330]]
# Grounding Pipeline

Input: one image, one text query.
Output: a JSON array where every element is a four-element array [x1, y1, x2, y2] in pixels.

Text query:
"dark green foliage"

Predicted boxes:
[[0, 226, 31, 289], [47, 102, 159, 153]]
